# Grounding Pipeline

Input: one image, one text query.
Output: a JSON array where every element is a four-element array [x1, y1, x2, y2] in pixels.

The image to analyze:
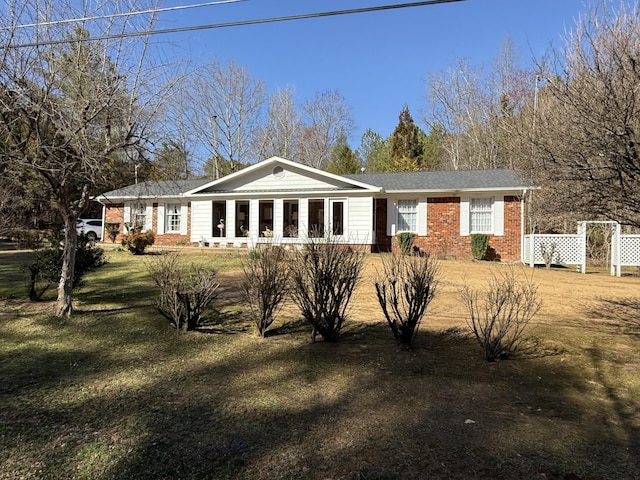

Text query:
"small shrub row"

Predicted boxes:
[[148, 235, 541, 360]]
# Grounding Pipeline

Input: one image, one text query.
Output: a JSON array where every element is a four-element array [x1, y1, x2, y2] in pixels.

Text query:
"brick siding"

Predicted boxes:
[[388, 196, 522, 261]]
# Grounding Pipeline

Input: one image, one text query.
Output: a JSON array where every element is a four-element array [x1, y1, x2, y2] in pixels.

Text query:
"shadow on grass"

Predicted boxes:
[[2, 315, 639, 480], [586, 296, 640, 335]]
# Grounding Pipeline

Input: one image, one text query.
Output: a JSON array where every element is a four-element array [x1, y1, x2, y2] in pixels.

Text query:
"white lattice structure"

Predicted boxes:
[[523, 233, 584, 266], [523, 221, 640, 276]]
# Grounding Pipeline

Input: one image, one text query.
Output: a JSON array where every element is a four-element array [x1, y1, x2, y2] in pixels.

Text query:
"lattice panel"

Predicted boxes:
[[524, 235, 583, 265], [620, 235, 640, 266]]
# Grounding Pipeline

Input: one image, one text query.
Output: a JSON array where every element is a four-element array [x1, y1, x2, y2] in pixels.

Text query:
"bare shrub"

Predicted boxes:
[[374, 252, 441, 347], [289, 237, 365, 342], [461, 267, 542, 361], [540, 242, 557, 269], [148, 254, 219, 332], [242, 246, 290, 337]]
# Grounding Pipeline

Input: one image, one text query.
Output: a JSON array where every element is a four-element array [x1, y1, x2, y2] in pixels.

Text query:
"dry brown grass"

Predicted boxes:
[[1, 248, 639, 479]]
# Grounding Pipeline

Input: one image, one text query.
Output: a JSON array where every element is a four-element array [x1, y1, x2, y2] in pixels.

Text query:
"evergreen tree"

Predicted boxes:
[[326, 135, 362, 174], [358, 128, 391, 172], [390, 106, 424, 171]]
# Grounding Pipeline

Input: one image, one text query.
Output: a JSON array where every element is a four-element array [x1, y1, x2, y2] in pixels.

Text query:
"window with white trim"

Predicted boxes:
[[470, 197, 493, 233], [397, 199, 418, 232], [132, 203, 146, 230], [166, 204, 181, 233]]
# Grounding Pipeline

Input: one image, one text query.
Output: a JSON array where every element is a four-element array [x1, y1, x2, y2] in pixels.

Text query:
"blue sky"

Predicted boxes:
[[155, 0, 617, 145]]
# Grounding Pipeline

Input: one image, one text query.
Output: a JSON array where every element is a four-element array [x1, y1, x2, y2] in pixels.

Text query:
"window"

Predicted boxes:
[[283, 200, 299, 237], [166, 204, 181, 232], [235, 201, 250, 237], [132, 203, 146, 230], [470, 197, 493, 233], [397, 199, 417, 232], [212, 201, 226, 237], [259, 200, 274, 236], [308, 200, 324, 237], [331, 200, 344, 236]]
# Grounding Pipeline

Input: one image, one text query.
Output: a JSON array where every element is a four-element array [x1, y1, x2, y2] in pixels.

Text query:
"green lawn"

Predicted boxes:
[[1, 248, 639, 479]]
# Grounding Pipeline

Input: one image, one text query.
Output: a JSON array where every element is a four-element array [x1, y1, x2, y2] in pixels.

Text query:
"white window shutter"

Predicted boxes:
[[145, 204, 153, 232], [124, 204, 131, 224], [157, 204, 165, 235], [387, 198, 397, 236], [417, 199, 427, 236], [180, 204, 188, 235], [460, 196, 470, 236], [494, 197, 504, 236]]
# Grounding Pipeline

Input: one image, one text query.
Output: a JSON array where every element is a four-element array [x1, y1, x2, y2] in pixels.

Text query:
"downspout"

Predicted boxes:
[[520, 188, 527, 263]]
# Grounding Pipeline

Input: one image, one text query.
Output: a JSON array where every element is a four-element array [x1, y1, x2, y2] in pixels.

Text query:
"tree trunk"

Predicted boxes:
[[56, 216, 78, 317]]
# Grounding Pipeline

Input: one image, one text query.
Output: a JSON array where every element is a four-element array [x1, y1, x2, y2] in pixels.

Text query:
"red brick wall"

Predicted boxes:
[[387, 196, 522, 261], [103, 202, 195, 246]]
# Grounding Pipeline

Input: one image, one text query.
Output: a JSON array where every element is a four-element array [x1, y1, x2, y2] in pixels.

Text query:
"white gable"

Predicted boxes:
[[187, 157, 379, 195]]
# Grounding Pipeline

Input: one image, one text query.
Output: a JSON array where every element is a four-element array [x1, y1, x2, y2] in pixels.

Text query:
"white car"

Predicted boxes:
[[76, 219, 102, 241]]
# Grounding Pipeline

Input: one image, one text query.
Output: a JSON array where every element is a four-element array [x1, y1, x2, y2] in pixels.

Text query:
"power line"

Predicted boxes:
[[0, 0, 245, 31], [3, 0, 466, 49]]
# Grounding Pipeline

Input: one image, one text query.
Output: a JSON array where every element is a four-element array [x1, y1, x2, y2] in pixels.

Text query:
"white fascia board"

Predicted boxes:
[[95, 194, 185, 204], [383, 187, 531, 195], [189, 189, 378, 198]]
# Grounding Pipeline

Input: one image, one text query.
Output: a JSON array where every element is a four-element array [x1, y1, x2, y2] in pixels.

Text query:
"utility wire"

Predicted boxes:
[[0, 0, 246, 31], [3, 0, 466, 49]]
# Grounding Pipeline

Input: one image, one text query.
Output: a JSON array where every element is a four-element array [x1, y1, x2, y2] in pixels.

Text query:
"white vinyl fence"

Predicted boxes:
[[523, 221, 640, 276]]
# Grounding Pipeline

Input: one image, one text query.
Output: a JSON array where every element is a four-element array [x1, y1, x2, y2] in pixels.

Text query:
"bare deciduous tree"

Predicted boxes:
[[0, 0, 166, 316], [533, 0, 640, 229], [186, 59, 266, 174], [253, 85, 300, 161], [298, 90, 355, 170]]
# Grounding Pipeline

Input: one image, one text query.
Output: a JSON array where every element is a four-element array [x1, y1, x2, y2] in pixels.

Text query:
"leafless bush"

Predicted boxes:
[[540, 242, 557, 269], [148, 254, 219, 332], [374, 252, 441, 347], [289, 237, 365, 342], [460, 267, 542, 361], [242, 246, 290, 337]]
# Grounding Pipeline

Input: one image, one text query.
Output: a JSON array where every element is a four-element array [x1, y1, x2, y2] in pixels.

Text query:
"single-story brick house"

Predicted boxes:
[[96, 156, 534, 261]]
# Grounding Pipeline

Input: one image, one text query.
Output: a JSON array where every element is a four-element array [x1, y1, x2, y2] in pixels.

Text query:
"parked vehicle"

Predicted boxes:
[[76, 219, 102, 241]]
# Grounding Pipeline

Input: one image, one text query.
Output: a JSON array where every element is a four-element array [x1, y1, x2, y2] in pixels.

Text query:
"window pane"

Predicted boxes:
[[308, 200, 324, 237], [212, 201, 226, 237], [470, 198, 493, 233], [332, 201, 344, 236], [283, 200, 299, 237], [397, 199, 417, 232], [236, 201, 250, 237], [166, 204, 181, 232], [259, 200, 274, 236]]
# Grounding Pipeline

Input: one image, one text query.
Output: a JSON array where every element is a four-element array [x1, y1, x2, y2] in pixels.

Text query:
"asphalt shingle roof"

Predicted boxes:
[[98, 179, 210, 201], [344, 169, 531, 192], [97, 169, 532, 201]]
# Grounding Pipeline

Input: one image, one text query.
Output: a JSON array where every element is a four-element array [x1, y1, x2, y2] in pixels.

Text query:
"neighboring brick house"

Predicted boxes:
[[96, 156, 533, 261]]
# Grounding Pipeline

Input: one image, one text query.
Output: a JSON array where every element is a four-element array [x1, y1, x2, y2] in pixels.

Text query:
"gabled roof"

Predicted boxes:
[[344, 169, 532, 193], [185, 156, 381, 195], [96, 179, 210, 203]]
